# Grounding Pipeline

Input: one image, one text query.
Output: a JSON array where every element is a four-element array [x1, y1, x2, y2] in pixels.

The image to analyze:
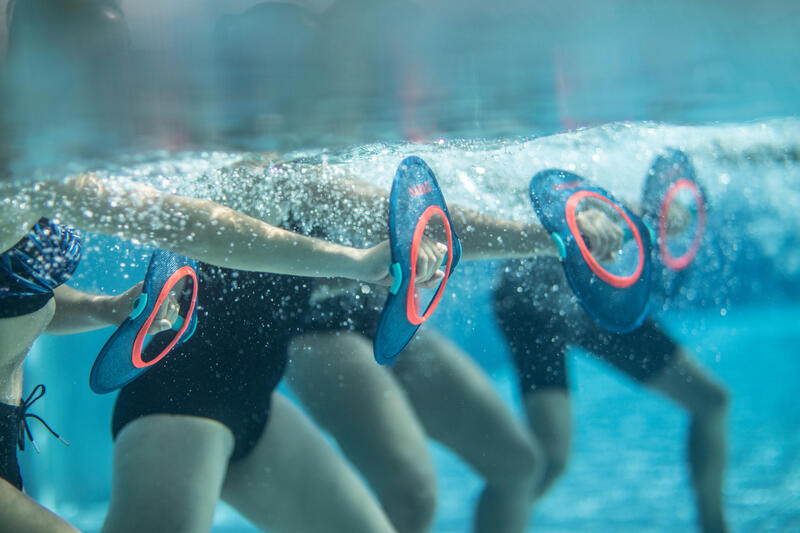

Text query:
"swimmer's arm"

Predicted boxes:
[[30, 175, 401, 283], [622, 201, 689, 235], [296, 174, 624, 261], [446, 206, 559, 260], [45, 285, 130, 335], [282, 173, 559, 259], [0, 478, 81, 533], [312, 173, 634, 260], [45, 286, 111, 334], [47, 284, 182, 335]]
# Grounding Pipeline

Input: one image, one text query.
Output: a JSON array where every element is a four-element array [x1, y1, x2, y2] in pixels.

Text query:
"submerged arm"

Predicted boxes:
[[47, 284, 181, 335], [45, 285, 121, 335], [46, 284, 180, 335], [280, 166, 562, 260], [447, 205, 558, 260], [26, 174, 396, 283]]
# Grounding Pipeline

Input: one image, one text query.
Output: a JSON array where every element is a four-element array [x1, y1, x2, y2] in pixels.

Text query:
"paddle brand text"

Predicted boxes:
[[552, 181, 585, 191], [409, 182, 433, 197]]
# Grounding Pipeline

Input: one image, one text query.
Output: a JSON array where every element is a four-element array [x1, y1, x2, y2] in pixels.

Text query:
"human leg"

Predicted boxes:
[[647, 349, 729, 533], [521, 389, 572, 499], [493, 262, 574, 502], [222, 393, 396, 533], [392, 330, 542, 533], [285, 330, 436, 533], [577, 316, 729, 533], [0, 478, 79, 533], [578, 318, 729, 533], [101, 415, 234, 533]]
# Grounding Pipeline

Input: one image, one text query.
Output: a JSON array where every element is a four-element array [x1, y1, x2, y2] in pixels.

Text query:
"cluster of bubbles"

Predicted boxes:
[[44, 118, 798, 314]]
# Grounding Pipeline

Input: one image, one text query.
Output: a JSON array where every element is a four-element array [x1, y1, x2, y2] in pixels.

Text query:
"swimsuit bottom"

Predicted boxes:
[[112, 263, 312, 461], [493, 258, 676, 394]]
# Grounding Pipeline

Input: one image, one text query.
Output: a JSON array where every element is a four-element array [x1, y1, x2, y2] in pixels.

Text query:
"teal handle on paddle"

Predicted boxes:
[[622, 220, 655, 245], [551, 233, 567, 259], [130, 294, 148, 320], [388, 262, 403, 295], [171, 315, 184, 331]]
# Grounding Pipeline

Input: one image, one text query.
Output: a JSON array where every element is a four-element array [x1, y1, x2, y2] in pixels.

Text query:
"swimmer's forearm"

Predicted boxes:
[[319, 176, 558, 259], [445, 206, 559, 260], [42, 176, 383, 280], [46, 286, 122, 335], [165, 199, 384, 278], [141, 194, 378, 278]]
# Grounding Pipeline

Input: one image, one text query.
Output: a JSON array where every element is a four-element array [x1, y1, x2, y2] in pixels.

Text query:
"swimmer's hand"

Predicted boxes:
[[357, 238, 448, 289], [110, 282, 181, 334], [666, 202, 691, 235], [576, 208, 624, 262]]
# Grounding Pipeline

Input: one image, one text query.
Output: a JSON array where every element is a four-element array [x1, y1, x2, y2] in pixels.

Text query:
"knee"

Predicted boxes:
[[542, 445, 569, 484], [526, 443, 569, 499], [696, 383, 730, 421], [380, 467, 437, 533], [485, 435, 545, 492]]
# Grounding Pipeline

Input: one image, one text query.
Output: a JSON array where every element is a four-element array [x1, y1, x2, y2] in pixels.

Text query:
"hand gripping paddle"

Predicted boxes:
[[529, 169, 652, 333], [90, 250, 199, 394], [641, 149, 707, 296], [373, 157, 462, 365]]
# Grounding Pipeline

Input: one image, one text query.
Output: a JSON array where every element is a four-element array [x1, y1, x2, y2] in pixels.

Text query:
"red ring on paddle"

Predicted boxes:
[[406, 205, 454, 326], [659, 178, 706, 271], [131, 266, 198, 369], [565, 191, 645, 289]]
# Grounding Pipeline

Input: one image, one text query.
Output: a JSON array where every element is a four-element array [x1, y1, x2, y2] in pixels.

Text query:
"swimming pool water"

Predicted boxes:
[[21, 292, 800, 532], [5, 0, 800, 531]]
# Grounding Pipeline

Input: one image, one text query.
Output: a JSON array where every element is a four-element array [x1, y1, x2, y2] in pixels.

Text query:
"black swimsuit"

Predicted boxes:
[[111, 274, 385, 461], [112, 263, 314, 460], [301, 285, 384, 338], [493, 258, 676, 395], [1, 219, 80, 489], [0, 401, 23, 489], [111, 212, 384, 461]]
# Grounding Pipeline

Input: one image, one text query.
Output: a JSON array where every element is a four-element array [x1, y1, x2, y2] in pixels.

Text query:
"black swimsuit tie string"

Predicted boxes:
[[16, 384, 69, 453]]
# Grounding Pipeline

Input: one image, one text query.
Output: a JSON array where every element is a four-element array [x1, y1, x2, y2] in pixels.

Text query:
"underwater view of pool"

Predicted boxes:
[[3, 1, 800, 532]]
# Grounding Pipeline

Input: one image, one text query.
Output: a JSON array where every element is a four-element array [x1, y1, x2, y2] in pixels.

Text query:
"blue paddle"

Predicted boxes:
[[90, 250, 199, 394], [373, 156, 462, 364], [529, 169, 652, 333], [641, 149, 707, 298]]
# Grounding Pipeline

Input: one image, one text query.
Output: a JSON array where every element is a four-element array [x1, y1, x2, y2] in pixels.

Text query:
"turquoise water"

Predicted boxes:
[[21, 265, 800, 532], [18, 129, 800, 531], [434, 305, 800, 532], [5, 0, 800, 531]]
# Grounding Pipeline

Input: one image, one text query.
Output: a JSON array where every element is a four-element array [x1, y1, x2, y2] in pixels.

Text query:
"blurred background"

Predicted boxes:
[[2, 0, 799, 531], [3, 0, 800, 169]]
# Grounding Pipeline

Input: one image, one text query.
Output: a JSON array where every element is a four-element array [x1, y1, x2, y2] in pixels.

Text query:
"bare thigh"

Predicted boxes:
[[101, 414, 234, 533], [646, 349, 729, 417], [0, 301, 54, 402], [0, 478, 80, 533], [221, 393, 396, 533], [393, 330, 542, 485], [523, 389, 572, 480], [285, 331, 436, 531]]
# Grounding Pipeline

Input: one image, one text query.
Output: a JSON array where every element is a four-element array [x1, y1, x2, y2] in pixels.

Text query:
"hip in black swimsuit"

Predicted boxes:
[[111, 263, 313, 461], [493, 257, 676, 395], [111, 272, 388, 462]]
